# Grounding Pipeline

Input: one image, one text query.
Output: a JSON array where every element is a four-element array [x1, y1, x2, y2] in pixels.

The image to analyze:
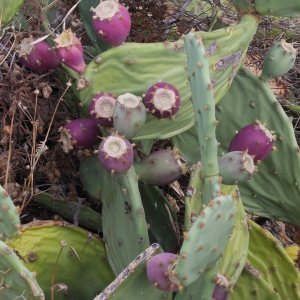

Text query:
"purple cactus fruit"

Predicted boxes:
[[58, 118, 101, 153], [212, 273, 230, 300], [98, 133, 134, 174], [18, 36, 61, 71], [144, 81, 181, 119], [212, 285, 229, 300], [54, 28, 86, 73], [89, 92, 117, 127], [91, 0, 131, 47], [228, 121, 276, 163], [146, 253, 180, 292]]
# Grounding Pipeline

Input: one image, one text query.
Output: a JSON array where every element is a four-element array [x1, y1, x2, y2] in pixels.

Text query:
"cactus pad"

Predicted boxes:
[[8, 220, 115, 300], [0, 185, 21, 241]]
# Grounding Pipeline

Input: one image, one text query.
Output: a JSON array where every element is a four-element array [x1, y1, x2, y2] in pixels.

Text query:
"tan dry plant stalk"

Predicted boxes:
[[18, 81, 72, 214], [4, 111, 15, 191]]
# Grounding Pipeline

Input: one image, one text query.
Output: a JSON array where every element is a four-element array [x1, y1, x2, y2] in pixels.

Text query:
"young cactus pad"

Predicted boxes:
[[91, 0, 131, 46], [174, 194, 236, 286], [0, 240, 44, 299], [89, 92, 117, 127], [144, 81, 181, 119], [113, 93, 146, 140], [98, 133, 134, 174], [8, 220, 115, 300], [260, 40, 297, 82], [0, 185, 21, 241]]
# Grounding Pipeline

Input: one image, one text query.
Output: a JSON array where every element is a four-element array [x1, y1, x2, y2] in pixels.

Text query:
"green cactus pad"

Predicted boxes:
[[231, 0, 255, 13], [97, 161, 150, 275], [218, 185, 249, 288], [32, 191, 102, 232], [171, 126, 201, 168], [254, 0, 300, 17], [175, 194, 236, 286], [78, 14, 258, 141], [173, 264, 218, 300], [216, 65, 300, 225], [139, 184, 180, 253], [183, 163, 205, 231], [0, 240, 44, 299], [94, 244, 171, 300], [0, 0, 24, 29], [79, 156, 104, 201], [229, 219, 300, 299], [172, 65, 300, 226], [8, 220, 115, 300], [0, 185, 21, 241]]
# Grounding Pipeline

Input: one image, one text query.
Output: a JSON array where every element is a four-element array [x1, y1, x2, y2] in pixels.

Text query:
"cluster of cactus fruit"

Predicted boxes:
[[2, 0, 300, 298]]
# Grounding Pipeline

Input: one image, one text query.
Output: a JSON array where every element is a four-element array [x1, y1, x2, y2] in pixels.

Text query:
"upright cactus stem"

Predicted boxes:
[[184, 32, 219, 178], [184, 31, 221, 204]]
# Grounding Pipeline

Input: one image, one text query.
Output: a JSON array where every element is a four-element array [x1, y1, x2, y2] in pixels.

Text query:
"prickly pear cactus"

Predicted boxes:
[[0, 0, 24, 29], [0, 185, 21, 241], [216, 65, 300, 226], [172, 64, 300, 226], [8, 220, 115, 300], [94, 244, 172, 300], [229, 219, 300, 299], [32, 191, 102, 232], [260, 40, 297, 82], [78, 14, 258, 141], [93, 160, 150, 275], [254, 0, 300, 17], [0, 240, 44, 299], [217, 185, 249, 289]]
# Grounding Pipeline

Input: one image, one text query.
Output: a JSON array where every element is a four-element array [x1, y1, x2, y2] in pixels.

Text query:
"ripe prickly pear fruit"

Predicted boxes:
[[54, 28, 86, 73], [89, 92, 117, 127], [134, 149, 186, 185], [228, 121, 275, 163], [113, 93, 146, 140], [91, 0, 131, 47], [260, 40, 297, 82], [212, 285, 229, 300], [58, 118, 101, 153], [144, 81, 181, 119], [98, 133, 134, 174], [17, 36, 61, 71], [213, 274, 230, 300], [218, 151, 257, 185], [146, 253, 180, 292]]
